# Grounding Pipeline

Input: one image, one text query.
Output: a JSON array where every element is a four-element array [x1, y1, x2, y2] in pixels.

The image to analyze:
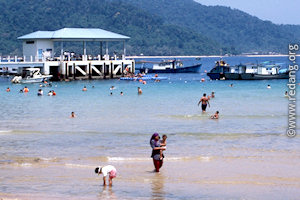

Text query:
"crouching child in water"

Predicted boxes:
[[95, 165, 117, 186], [210, 111, 219, 119]]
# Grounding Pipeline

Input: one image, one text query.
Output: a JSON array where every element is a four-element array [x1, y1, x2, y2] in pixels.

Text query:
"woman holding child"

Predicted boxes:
[[150, 133, 167, 172]]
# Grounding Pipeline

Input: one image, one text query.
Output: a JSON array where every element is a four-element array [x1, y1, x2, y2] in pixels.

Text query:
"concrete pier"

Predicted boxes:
[[0, 57, 135, 81], [0, 28, 135, 80]]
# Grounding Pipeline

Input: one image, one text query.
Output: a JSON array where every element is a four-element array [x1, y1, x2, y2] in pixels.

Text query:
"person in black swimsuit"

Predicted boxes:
[[198, 93, 210, 112]]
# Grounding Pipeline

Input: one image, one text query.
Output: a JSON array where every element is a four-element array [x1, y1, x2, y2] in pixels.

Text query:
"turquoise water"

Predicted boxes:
[[0, 56, 300, 199]]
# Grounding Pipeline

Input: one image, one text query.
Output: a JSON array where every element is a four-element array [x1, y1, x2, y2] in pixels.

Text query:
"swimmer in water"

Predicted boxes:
[[285, 91, 288, 97], [198, 93, 210, 112], [82, 86, 87, 91], [138, 87, 142, 95], [37, 89, 43, 96], [208, 91, 215, 100], [267, 85, 271, 89], [210, 111, 219, 119], [23, 86, 29, 93], [70, 112, 76, 118]]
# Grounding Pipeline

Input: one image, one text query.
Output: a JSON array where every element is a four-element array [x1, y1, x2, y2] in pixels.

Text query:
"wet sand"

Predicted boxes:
[[1, 151, 300, 200]]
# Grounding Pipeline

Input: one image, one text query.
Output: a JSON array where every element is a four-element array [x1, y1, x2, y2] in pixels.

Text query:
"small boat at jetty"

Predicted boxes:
[[207, 60, 289, 80], [137, 59, 201, 73], [120, 74, 167, 81], [11, 68, 52, 83]]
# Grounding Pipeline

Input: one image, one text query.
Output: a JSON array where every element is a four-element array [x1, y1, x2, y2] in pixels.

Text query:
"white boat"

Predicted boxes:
[[11, 68, 52, 83]]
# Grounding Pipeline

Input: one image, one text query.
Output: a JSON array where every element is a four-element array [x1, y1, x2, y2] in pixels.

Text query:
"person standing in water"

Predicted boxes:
[[198, 93, 210, 112], [150, 133, 165, 172]]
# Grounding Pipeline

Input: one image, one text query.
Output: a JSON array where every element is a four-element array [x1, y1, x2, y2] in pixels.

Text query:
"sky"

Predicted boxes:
[[194, 0, 300, 25]]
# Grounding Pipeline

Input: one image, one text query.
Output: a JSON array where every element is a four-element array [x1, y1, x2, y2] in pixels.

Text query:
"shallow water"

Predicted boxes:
[[0, 56, 300, 199]]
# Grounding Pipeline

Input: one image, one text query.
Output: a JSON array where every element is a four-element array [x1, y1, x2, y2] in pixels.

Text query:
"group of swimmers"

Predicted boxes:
[[197, 92, 219, 119], [108, 85, 143, 96], [37, 89, 56, 96], [3, 86, 30, 93]]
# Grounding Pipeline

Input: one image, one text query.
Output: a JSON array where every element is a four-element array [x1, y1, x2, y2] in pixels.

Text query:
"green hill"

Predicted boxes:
[[0, 0, 223, 56], [123, 0, 300, 54], [0, 0, 299, 56]]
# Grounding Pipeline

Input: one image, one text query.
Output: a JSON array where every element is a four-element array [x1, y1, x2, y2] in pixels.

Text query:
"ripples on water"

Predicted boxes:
[[0, 56, 300, 199]]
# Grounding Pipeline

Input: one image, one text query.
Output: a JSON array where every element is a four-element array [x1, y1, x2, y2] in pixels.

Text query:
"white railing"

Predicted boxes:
[[0, 54, 127, 63]]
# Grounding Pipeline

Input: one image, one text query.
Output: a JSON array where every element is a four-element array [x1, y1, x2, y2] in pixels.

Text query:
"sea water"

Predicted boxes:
[[0, 56, 299, 199]]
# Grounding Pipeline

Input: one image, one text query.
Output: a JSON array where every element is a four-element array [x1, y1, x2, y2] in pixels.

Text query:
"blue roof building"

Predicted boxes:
[[18, 28, 130, 61]]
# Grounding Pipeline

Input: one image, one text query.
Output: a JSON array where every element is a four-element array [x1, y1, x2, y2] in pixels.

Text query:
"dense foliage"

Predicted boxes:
[[124, 0, 300, 54], [0, 0, 222, 56], [0, 0, 299, 56]]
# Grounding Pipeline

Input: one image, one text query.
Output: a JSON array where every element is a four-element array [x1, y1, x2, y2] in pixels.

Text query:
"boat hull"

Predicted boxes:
[[207, 73, 225, 80], [224, 73, 241, 80], [140, 64, 201, 73], [240, 73, 289, 80], [208, 72, 289, 80], [21, 78, 48, 83], [12, 75, 53, 84]]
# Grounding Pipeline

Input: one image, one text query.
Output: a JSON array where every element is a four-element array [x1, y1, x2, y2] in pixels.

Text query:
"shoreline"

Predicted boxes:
[[127, 54, 294, 59]]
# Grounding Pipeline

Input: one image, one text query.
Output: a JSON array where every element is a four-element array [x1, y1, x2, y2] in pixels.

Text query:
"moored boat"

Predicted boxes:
[[207, 61, 289, 80], [138, 59, 201, 73], [11, 68, 52, 83]]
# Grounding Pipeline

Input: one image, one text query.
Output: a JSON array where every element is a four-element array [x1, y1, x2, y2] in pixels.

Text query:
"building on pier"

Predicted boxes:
[[0, 28, 135, 80]]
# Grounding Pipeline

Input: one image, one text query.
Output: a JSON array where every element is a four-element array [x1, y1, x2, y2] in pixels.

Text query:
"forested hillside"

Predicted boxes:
[[0, 0, 299, 56], [0, 0, 222, 56], [124, 0, 300, 54]]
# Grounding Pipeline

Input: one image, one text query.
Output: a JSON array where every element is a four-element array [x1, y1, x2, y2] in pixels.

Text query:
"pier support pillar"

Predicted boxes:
[[88, 62, 92, 79], [73, 63, 76, 80], [66, 62, 69, 79], [100, 42, 103, 60], [83, 41, 87, 61], [105, 42, 109, 61], [123, 41, 126, 60], [60, 42, 64, 61], [110, 62, 113, 79]]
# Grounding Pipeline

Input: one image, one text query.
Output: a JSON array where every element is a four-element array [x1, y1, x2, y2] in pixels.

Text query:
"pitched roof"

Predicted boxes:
[[18, 28, 130, 41]]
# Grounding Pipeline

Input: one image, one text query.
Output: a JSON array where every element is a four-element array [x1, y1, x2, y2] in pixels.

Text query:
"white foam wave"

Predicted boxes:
[[65, 163, 94, 168], [39, 157, 58, 162], [108, 157, 151, 161], [106, 156, 212, 162], [18, 163, 32, 167], [0, 130, 13, 134]]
